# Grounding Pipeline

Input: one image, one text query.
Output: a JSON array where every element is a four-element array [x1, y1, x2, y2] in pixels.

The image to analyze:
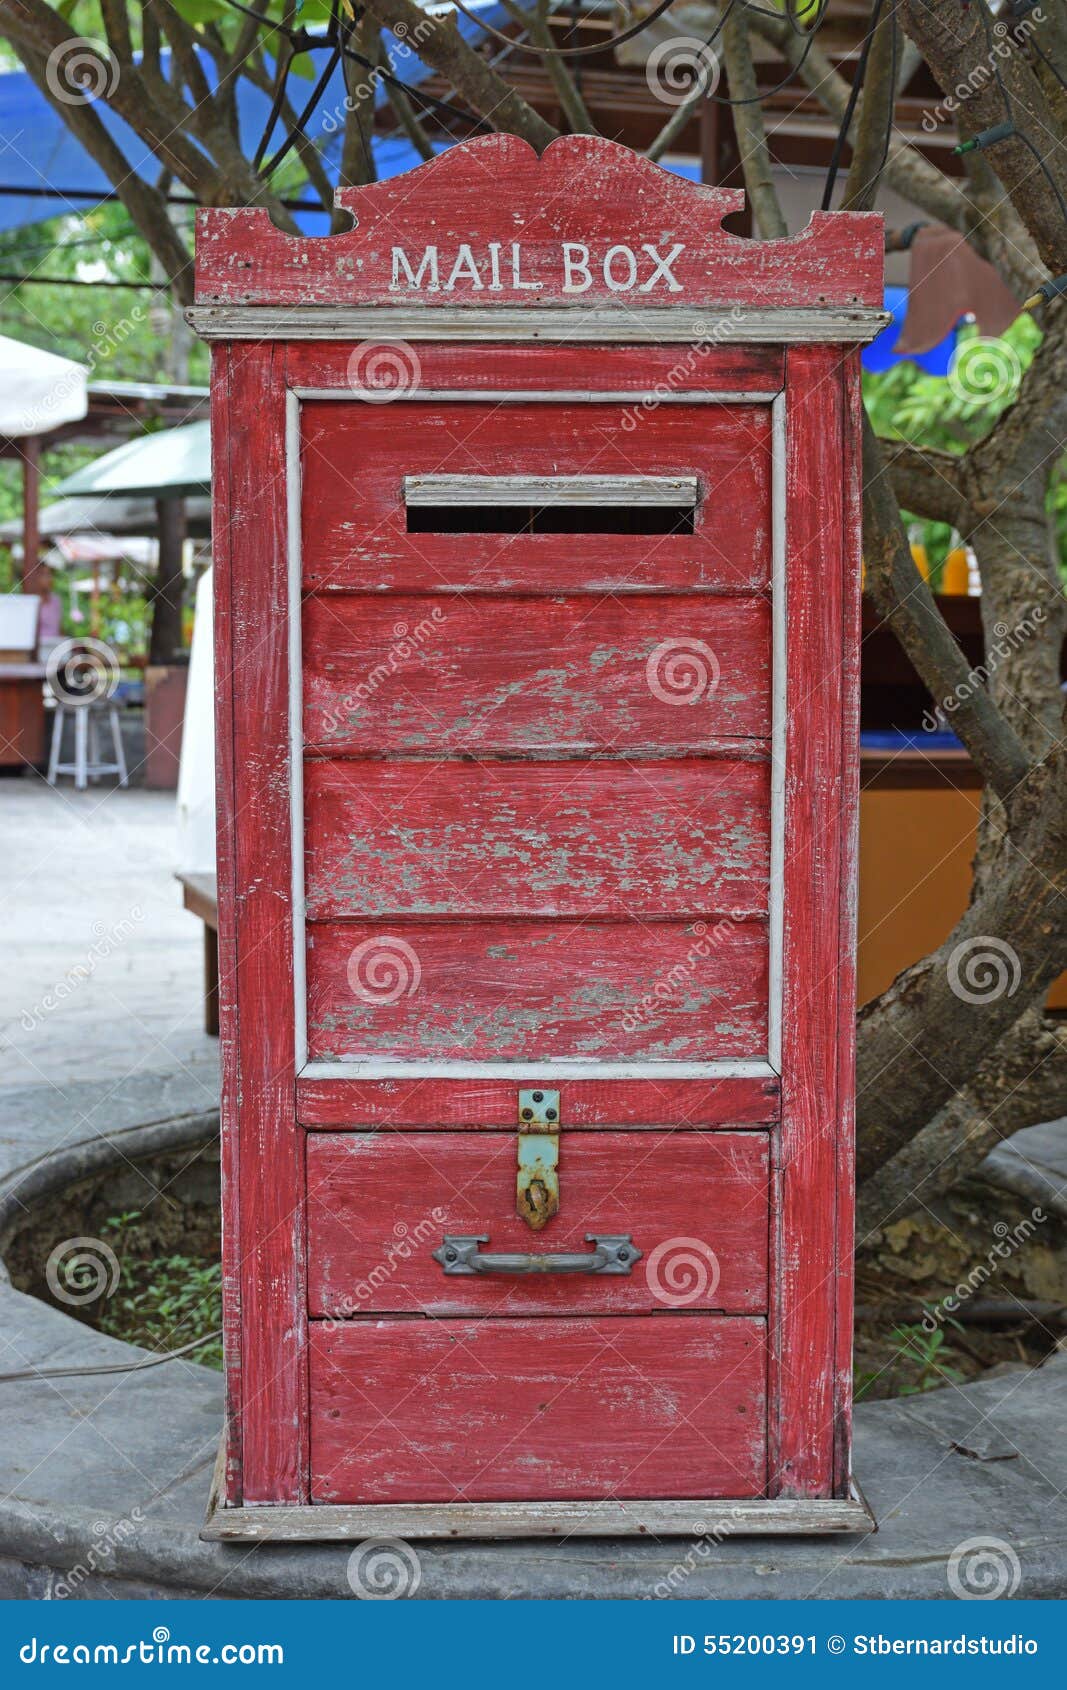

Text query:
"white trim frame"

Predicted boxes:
[[289, 385, 786, 1085]]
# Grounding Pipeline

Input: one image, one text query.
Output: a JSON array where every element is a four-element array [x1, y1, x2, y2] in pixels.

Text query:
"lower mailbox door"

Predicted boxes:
[[306, 1131, 770, 1503]]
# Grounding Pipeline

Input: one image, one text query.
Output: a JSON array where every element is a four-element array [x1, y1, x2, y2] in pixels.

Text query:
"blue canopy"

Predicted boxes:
[[0, 8, 511, 234], [862, 285, 958, 376]]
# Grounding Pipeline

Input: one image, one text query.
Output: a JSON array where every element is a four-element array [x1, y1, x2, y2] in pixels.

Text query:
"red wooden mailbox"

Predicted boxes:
[[192, 136, 886, 1540]]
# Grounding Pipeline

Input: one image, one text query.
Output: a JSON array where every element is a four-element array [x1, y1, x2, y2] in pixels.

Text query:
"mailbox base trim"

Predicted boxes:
[[203, 1481, 873, 1544]]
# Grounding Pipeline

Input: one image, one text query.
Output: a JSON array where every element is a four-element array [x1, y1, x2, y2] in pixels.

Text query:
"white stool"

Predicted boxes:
[[47, 699, 129, 790]]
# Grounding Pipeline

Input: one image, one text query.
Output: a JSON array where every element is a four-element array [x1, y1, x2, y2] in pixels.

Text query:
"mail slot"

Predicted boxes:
[[191, 134, 886, 1540]]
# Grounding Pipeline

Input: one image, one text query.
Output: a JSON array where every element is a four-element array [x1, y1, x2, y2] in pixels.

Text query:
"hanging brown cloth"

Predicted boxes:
[[894, 224, 1021, 355]]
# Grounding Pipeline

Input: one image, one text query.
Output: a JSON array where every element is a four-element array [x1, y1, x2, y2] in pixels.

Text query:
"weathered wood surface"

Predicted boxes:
[[303, 758, 770, 919], [195, 134, 883, 310], [218, 346, 307, 1505], [306, 1130, 770, 1317], [203, 1491, 872, 1542], [286, 339, 785, 392], [302, 593, 772, 756], [309, 1315, 767, 1503], [305, 916, 769, 1062], [770, 348, 854, 1500], [299, 396, 773, 594], [296, 1074, 781, 1128]]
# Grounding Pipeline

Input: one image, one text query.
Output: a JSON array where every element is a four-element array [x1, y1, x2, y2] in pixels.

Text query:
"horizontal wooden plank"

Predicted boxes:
[[299, 400, 772, 594], [403, 474, 699, 507], [302, 593, 771, 755], [296, 1075, 781, 1127], [305, 918, 768, 1062], [303, 759, 769, 919], [203, 1493, 871, 1541], [306, 1131, 769, 1317], [309, 1315, 767, 1503], [285, 340, 786, 394]]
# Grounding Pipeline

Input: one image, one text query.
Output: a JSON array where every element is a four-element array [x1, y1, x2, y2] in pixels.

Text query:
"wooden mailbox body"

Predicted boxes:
[[193, 136, 885, 1540]]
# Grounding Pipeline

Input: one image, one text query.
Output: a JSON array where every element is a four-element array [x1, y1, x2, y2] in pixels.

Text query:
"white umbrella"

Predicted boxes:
[[0, 333, 88, 439]]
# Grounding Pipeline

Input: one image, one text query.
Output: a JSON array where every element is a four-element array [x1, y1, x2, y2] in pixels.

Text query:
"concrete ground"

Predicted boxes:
[[0, 772, 218, 1104]]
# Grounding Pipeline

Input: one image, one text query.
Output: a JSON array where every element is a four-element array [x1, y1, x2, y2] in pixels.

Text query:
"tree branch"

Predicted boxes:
[[862, 414, 1031, 802], [360, 0, 558, 149], [856, 738, 1067, 1182], [899, 0, 1067, 277], [747, 2, 1047, 296], [840, 0, 898, 213], [14, 38, 194, 299], [881, 439, 972, 531], [722, 1, 787, 238], [339, 12, 379, 188], [857, 1008, 1067, 1233]]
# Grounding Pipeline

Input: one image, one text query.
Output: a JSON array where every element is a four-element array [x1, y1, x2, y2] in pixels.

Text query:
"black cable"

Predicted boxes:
[[445, 0, 827, 59], [820, 0, 887, 210], [707, 8, 820, 106], [0, 1330, 223, 1384], [260, 43, 341, 178], [0, 272, 168, 289], [0, 183, 327, 213], [252, 43, 295, 170]]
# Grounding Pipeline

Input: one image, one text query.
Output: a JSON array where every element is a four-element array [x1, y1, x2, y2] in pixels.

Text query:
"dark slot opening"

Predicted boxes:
[[406, 504, 696, 535]]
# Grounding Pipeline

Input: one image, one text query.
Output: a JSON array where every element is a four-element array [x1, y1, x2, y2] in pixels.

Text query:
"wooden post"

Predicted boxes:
[[21, 435, 40, 592], [149, 497, 186, 663]]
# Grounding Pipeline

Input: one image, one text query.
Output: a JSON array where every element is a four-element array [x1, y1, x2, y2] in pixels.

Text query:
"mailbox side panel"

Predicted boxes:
[[214, 343, 307, 1507], [771, 346, 859, 1498]]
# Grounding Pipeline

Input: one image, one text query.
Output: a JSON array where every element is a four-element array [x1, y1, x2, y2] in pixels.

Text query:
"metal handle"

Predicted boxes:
[[433, 1234, 641, 1277]]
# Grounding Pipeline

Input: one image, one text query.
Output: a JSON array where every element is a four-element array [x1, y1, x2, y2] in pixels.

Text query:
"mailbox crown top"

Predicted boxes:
[[191, 135, 885, 342]]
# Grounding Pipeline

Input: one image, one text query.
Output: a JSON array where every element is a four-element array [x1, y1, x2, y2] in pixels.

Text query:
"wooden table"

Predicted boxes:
[[177, 870, 218, 1036], [0, 663, 46, 768]]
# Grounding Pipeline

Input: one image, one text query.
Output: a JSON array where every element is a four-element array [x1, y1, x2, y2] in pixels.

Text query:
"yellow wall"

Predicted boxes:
[[858, 786, 1067, 1008]]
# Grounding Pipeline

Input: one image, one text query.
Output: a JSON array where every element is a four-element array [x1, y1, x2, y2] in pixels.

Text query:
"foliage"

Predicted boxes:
[[855, 1312, 968, 1401], [863, 316, 1067, 581], [97, 1212, 223, 1370]]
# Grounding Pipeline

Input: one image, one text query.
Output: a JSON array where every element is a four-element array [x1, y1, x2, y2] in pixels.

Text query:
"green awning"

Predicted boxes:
[[55, 419, 210, 500]]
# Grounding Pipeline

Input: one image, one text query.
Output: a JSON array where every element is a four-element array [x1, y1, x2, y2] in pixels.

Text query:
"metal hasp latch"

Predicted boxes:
[[517, 1087, 559, 1230], [433, 1235, 641, 1276]]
